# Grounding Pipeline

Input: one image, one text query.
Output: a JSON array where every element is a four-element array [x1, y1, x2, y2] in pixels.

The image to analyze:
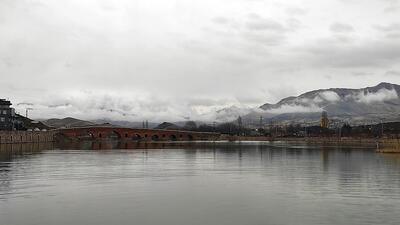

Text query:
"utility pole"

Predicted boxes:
[[336, 122, 341, 139], [238, 116, 242, 136], [304, 123, 307, 137], [269, 121, 273, 136]]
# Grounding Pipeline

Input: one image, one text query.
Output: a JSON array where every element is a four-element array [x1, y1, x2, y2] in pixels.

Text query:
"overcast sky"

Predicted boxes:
[[1, 0, 400, 121]]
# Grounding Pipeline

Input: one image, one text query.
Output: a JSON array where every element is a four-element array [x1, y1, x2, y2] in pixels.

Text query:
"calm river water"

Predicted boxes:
[[1, 141, 400, 225]]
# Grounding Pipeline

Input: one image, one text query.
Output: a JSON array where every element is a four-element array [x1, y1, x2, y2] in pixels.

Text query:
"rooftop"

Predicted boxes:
[[0, 99, 11, 106]]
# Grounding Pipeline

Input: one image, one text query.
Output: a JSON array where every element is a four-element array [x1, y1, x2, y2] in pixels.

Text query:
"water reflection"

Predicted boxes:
[[55, 140, 217, 151], [1, 141, 400, 225], [0, 142, 55, 162]]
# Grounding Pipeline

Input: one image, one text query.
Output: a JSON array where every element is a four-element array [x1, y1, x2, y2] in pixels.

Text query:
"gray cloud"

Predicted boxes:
[[245, 16, 286, 32], [266, 104, 322, 114], [374, 23, 400, 32], [1, 0, 400, 122], [302, 39, 400, 68], [354, 88, 398, 104], [330, 23, 355, 33], [285, 7, 307, 16], [352, 72, 374, 76], [386, 70, 400, 76], [384, 6, 400, 12], [384, 0, 400, 12], [208, 13, 299, 47], [242, 31, 286, 46], [386, 33, 400, 39], [211, 17, 230, 25], [374, 23, 400, 39]]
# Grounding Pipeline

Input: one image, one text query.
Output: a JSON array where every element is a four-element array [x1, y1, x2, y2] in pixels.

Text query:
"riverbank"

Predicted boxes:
[[2, 130, 400, 153], [377, 139, 400, 153], [219, 135, 400, 153], [221, 135, 376, 145]]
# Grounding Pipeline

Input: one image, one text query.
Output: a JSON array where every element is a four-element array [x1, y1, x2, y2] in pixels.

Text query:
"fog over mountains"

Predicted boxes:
[[40, 82, 400, 128], [239, 82, 400, 125]]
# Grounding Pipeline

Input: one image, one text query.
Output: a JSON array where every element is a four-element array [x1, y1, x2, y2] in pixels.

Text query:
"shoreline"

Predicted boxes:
[[219, 136, 400, 153], [1, 131, 400, 153], [220, 135, 378, 145]]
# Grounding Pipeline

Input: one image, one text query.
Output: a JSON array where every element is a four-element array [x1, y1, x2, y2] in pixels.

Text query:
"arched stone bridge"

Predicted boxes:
[[56, 127, 220, 141]]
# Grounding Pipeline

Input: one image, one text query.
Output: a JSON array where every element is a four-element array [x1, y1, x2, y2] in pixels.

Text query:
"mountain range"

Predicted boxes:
[[42, 117, 97, 128], [41, 82, 400, 128], [241, 82, 400, 125]]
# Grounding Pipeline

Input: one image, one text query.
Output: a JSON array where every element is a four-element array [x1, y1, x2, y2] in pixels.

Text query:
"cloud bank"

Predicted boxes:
[[354, 88, 398, 104], [267, 104, 322, 114], [1, 0, 400, 121]]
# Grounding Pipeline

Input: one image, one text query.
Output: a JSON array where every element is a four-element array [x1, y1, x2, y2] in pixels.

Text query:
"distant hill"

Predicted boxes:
[[214, 105, 253, 122], [42, 117, 96, 128], [155, 122, 181, 130], [42, 117, 172, 129], [243, 82, 400, 125], [91, 119, 158, 128], [15, 114, 50, 130], [39, 82, 400, 128]]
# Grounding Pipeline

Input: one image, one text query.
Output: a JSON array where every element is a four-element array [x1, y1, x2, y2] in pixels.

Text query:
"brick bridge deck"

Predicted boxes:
[[56, 127, 221, 141]]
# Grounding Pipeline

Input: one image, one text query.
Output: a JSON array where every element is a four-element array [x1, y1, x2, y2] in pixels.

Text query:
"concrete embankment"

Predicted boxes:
[[0, 131, 55, 144], [1, 131, 398, 153], [221, 135, 378, 146], [275, 137, 378, 148], [377, 139, 400, 153], [220, 135, 400, 153]]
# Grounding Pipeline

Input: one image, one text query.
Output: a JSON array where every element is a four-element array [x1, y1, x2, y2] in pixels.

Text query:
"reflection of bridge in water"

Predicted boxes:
[[56, 127, 220, 142], [56, 140, 219, 151]]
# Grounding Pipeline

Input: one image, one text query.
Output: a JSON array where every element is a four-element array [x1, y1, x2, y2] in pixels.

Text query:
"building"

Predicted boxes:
[[320, 111, 329, 128], [0, 99, 16, 130]]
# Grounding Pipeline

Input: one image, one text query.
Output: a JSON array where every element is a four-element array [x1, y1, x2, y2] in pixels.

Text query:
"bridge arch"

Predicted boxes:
[[151, 134, 159, 141], [74, 130, 95, 139], [57, 127, 220, 142], [87, 131, 95, 138], [132, 134, 142, 141], [170, 134, 177, 141], [109, 130, 122, 139]]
